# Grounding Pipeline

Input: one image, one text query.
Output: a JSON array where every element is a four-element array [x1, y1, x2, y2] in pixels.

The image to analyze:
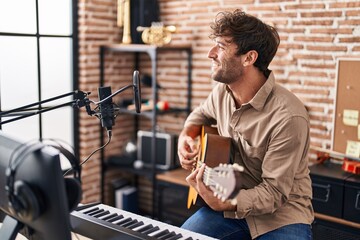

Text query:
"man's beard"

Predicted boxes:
[[211, 65, 240, 85]]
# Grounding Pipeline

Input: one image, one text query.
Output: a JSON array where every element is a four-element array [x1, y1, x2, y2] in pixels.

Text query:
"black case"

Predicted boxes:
[[309, 161, 352, 218], [156, 181, 202, 227], [130, 0, 160, 44], [344, 174, 360, 223]]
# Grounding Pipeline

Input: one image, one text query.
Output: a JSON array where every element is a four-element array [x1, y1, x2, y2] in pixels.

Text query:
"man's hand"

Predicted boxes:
[[186, 163, 237, 212], [177, 125, 202, 170]]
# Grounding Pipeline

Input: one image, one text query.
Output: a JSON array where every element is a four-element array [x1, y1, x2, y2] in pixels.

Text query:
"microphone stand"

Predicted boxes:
[[0, 84, 135, 126], [0, 91, 90, 125]]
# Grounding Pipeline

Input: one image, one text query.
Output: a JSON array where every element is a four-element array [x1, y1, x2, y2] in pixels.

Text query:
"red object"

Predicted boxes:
[[342, 159, 360, 174], [156, 101, 169, 111]]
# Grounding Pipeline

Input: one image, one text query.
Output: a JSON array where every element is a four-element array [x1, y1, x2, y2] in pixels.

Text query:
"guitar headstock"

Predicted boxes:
[[203, 163, 244, 205]]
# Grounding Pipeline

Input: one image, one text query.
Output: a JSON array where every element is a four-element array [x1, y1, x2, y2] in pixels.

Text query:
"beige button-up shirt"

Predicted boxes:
[[184, 72, 314, 239]]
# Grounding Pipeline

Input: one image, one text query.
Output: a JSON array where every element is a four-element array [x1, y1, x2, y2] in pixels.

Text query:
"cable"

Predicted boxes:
[[63, 130, 112, 177]]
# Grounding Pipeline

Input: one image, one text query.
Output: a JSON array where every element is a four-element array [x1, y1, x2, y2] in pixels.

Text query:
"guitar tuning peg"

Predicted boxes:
[[233, 163, 244, 172], [230, 199, 237, 206]]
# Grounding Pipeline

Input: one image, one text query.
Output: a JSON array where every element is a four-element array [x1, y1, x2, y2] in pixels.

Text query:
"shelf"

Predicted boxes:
[[99, 43, 192, 219], [102, 44, 192, 52]]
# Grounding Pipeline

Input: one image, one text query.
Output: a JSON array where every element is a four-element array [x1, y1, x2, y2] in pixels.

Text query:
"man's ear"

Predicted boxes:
[[242, 50, 258, 67]]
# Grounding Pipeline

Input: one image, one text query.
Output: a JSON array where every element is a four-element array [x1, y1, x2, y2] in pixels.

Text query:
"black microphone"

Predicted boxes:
[[133, 70, 141, 113], [98, 86, 115, 130]]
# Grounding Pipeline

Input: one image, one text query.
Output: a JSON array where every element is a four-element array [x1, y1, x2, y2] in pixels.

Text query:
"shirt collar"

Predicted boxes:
[[224, 72, 275, 111], [248, 71, 275, 111]]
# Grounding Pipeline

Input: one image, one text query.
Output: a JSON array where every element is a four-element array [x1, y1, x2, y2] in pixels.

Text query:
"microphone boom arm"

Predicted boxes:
[[0, 79, 139, 126], [0, 91, 90, 125]]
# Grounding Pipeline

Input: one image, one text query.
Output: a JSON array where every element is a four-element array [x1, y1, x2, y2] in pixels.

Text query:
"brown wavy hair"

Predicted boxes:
[[209, 10, 280, 77]]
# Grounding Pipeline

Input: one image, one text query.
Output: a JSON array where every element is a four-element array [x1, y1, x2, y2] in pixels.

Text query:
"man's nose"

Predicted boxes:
[[207, 46, 217, 59]]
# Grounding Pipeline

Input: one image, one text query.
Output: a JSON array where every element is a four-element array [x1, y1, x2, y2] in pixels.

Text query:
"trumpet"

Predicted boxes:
[[137, 22, 176, 46], [117, 0, 132, 44]]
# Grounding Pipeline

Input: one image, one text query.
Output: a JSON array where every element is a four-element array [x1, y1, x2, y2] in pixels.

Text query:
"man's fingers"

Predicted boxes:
[[186, 168, 199, 187], [196, 163, 206, 182]]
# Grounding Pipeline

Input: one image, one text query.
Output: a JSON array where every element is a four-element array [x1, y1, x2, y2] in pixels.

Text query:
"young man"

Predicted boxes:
[[177, 10, 314, 240]]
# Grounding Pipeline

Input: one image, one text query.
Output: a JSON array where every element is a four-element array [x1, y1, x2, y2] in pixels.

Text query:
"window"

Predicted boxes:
[[0, 0, 78, 152]]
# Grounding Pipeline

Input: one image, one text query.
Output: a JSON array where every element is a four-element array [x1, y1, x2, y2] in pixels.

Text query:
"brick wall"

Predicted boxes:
[[78, 0, 360, 204]]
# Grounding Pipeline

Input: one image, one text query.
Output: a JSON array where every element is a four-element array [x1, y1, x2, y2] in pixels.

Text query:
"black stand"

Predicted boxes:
[[0, 91, 89, 125], [0, 84, 136, 126], [0, 215, 24, 240]]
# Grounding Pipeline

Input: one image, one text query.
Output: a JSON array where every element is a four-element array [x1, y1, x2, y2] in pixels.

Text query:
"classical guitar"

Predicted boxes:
[[203, 163, 244, 205], [187, 126, 232, 209]]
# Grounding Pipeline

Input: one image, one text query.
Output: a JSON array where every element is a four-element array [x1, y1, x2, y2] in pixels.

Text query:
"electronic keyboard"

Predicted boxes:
[[70, 203, 217, 240]]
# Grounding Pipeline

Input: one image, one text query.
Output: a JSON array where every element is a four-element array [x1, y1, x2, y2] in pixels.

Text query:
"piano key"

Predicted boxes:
[[114, 217, 132, 225], [150, 229, 170, 238], [133, 224, 154, 233], [158, 230, 178, 239], [88, 208, 104, 216], [100, 213, 117, 221], [107, 214, 124, 223], [82, 207, 99, 215], [120, 219, 139, 228], [159, 231, 178, 240], [127, 221, 144, 229], [93, 210, 110, 218], [142, 226, 160, 235], [164, 233, 183, 240]]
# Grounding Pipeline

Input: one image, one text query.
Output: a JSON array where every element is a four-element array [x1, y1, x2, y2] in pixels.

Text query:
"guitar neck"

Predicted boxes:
[[201, 163, 244, 203]]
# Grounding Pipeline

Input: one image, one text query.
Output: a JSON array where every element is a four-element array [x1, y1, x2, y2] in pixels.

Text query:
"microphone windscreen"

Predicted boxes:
[[98, 86, 115, 130], [133, 70, 141, 113]]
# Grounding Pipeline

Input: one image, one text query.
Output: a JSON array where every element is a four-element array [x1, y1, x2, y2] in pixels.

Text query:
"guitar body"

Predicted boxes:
[[187, 126, 232, 209]]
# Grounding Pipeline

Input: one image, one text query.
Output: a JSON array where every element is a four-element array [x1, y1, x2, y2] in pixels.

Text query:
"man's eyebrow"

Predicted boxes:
[[215, 39, 229, 47]]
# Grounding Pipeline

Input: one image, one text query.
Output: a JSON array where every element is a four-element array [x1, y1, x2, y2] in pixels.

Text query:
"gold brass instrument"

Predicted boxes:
[[137, 22, 176, 46], [117, 0, 132, 44]]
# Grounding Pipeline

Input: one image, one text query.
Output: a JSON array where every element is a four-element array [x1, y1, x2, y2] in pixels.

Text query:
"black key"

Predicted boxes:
[[153, 229, 170, 238], [164, 234, 183, 240], [120, 219, 138, 228], [127, 221, 144, 229], [142, 226, 160, 235], [93, 210, 110, 218], [108, 215, 124, 223], [135, 224, 154, 233], [101, 213, 118, 221], [116, 217, 132, 225], [83, 207, 99, 214], [88, 209, 104, 216], [158, 231, 176, 239]]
